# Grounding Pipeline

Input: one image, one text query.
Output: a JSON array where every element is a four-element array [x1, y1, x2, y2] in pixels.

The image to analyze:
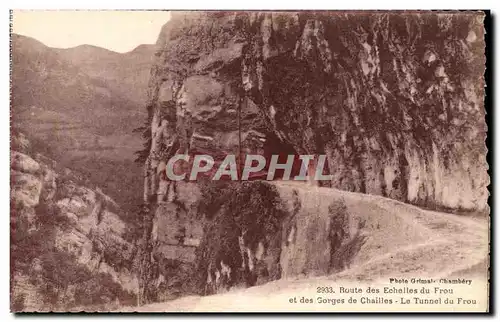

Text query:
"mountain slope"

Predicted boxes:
[[11, 33, 148, 160], [10, 33, 154, 217], [55, 43, 155, 106]]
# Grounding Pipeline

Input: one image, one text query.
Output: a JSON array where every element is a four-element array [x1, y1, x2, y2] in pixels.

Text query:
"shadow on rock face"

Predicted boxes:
[[195, 181, 287, 295], [194, 181, 368, 295]]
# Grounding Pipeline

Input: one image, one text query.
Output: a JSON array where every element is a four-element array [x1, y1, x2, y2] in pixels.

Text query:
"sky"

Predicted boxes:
[[12, 10, 171, 53]]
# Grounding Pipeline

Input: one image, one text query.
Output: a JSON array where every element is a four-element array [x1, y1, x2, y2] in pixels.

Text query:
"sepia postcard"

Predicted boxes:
[[9, 10, 490, 313]]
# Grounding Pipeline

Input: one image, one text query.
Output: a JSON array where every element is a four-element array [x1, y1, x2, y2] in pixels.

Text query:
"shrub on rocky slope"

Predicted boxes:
[[10, 133, 139, 311]]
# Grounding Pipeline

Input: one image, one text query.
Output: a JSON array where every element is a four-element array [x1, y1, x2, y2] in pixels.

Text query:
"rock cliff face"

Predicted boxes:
[[146, 11, 488, 209], [10, 133, 138, 311], [138, 11, 488, 301]]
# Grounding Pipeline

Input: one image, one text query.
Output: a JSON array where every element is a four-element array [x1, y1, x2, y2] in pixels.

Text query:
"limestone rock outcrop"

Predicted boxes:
[[10, 133, 138, 311]]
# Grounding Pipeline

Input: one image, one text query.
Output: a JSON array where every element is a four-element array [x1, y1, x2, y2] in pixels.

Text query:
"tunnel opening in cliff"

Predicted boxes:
[[257, 131, 303, 180]]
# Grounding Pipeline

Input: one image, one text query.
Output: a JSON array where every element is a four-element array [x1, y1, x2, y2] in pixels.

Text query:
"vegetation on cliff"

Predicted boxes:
[[195, 181, 287, 294]]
